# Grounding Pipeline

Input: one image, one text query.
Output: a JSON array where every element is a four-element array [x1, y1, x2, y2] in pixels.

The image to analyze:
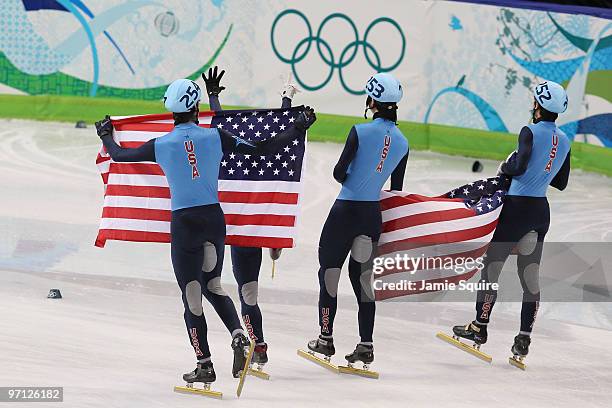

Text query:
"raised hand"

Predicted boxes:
[[201, 66, 226, 96], [280, 72, 300, 100]]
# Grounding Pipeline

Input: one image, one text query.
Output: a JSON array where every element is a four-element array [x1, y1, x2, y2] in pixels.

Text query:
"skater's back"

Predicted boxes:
[[155, 123, 223, 210], [507, 120, 570, 197]]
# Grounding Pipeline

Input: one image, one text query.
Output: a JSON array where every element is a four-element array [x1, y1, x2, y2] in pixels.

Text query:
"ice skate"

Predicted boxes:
[[508, 334, 531, 370], [307, 336, 336, 356], [236, 340, 255, 398], [248, 343, 271, 380], [174, 361, 222, 399], [436, 321, 492, 363], [338, 344, 379, 379], [298, 336, 339, 373], [252, 342, 269, 365], [231, 332, 251, 378]]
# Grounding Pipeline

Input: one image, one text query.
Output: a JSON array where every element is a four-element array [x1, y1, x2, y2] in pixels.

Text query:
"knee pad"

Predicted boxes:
[[202, 241, 217, 273], [185, 280, 203, 316], [516, 231, 538, 256], [483, 260, 504, 283], [323, 268, 341, 298], [206, 277, 227, 296], [521, 263, 540, 295], [351, 235, 373, 263], [241, 281, 259, 306]]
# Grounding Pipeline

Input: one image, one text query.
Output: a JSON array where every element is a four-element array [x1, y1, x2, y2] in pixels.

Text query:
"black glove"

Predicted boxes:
[[95, 115, 113, 139], [201, 66, 226, 96], [295, 106, 316, 131]]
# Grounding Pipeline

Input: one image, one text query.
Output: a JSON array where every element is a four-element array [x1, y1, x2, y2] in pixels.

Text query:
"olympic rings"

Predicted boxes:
[[292, 37, 335, 92], [270, 9, 406, 94]]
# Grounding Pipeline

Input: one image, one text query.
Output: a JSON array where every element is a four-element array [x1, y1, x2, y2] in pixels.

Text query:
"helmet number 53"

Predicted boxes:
[[367, 77, 385, 99]]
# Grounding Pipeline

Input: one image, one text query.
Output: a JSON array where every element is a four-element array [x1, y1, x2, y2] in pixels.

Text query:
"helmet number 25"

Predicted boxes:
[[535, 82, 552, 105], [179, 82, 201, 110], [367, 77, 385, 99]]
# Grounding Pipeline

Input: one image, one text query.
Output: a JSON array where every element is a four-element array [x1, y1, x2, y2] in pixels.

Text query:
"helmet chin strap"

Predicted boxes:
[[194, 103, 200, 125]]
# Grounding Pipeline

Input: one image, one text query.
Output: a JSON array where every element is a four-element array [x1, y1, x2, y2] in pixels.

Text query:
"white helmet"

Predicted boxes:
[[163, 79, 202, 113], [533, 81, 568, 114], [365, 73, 403, 103]]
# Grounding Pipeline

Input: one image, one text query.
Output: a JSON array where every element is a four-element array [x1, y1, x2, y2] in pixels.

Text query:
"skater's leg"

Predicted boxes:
[[317, 201, 354, 338], [231, 246, 264, 343], [474, 240, 514, 326], [348, 252, 376, 344], [347, 203, 381, 344], [201, 240, 251, 378], [171, 211, 211, 361], [342, 204, 381, 366], [517, 222, 549, 336], [199, 207, 243, 336], [453, 203, 523, 344], [475, 198, 531, 326], [517, 236, 543, 335], [510, 230, 543, 362], [517, 199, 550, 337]]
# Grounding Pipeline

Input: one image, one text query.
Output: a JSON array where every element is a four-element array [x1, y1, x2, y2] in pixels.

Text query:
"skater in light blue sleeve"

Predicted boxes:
[[448, 80, 571, 367], [305, 73, 409, 371], [96, 77, 316, 388]]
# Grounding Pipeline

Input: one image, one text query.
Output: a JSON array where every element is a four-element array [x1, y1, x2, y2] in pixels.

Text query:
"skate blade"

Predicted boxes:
[[338, 365, 379, 379], [247, 366, 271, 380], [508, 356, 527, 370], [236, 341, 256, 398], [297, 349, 339, 373], [436, 332, 492, 363], [174, 385, 223, 399]]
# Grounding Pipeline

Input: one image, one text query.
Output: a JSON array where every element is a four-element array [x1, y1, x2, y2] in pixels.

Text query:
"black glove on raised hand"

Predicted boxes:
[[295, 106, 316, 131], [201, 66, 226, 96], [95, 115, 113, 139]]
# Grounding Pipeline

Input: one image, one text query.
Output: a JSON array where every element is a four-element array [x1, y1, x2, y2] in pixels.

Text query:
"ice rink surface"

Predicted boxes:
[[1, 119, 611, 407]]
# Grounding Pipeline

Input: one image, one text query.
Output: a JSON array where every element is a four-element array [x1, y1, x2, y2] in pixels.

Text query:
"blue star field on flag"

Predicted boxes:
[[444, 175, 512, 214], [211, 107, 306, 182]]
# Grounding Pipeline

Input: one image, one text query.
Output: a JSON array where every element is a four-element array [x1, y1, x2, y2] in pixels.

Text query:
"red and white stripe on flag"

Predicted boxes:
[[375, 191, 501, 300], [95, 112, 303, 249]]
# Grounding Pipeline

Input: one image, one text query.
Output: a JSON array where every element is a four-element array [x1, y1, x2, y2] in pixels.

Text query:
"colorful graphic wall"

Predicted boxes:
[[1, 0, 610, 147]]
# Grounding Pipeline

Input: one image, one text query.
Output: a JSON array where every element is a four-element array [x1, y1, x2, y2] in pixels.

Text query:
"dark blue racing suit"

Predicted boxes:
[[100, 113, 306, 360], [317, 114, 409, 344], [475, 119, 571, 335]]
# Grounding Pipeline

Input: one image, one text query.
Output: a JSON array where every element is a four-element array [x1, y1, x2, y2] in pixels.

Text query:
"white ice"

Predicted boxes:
[[1, 120, 611, 407]]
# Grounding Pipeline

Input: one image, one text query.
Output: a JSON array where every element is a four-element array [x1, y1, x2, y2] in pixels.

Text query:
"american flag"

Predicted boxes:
[[95, 107, 307, 248], [374, 176, 511, 300]]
